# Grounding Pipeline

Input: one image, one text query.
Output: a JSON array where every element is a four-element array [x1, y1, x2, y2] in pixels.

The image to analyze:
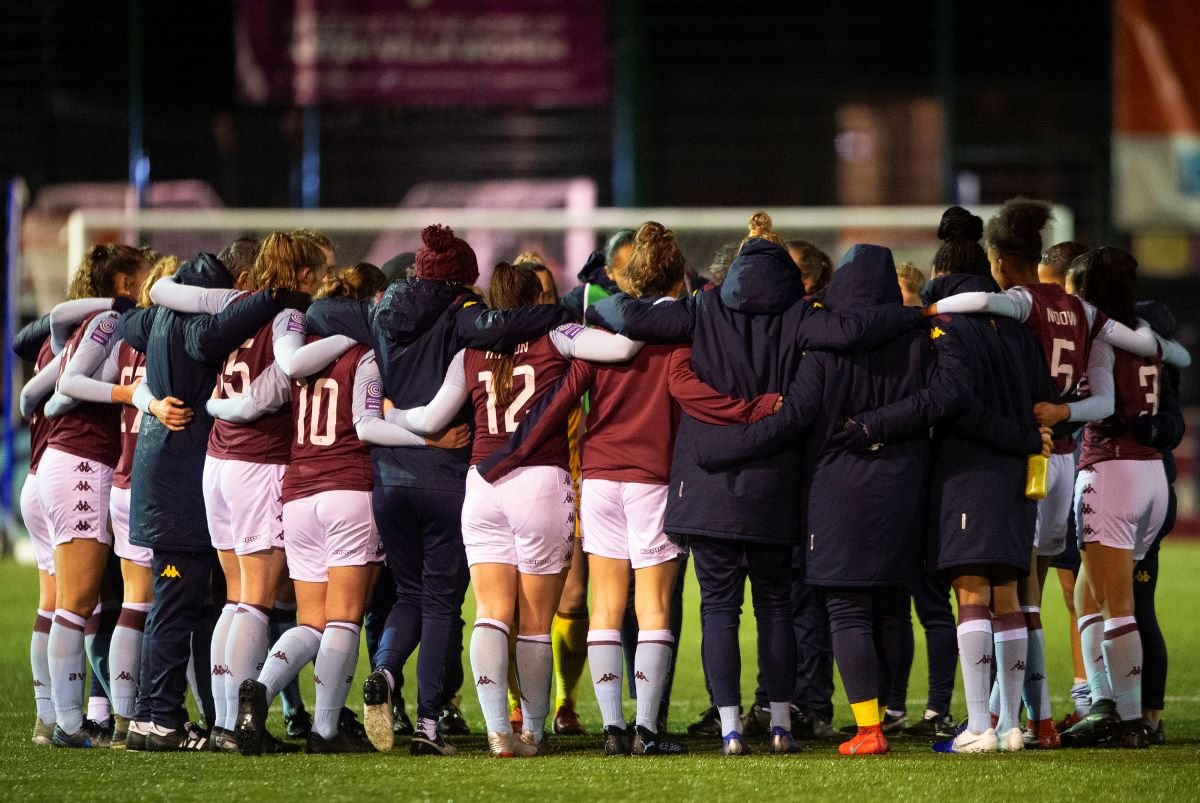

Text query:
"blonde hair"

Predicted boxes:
[[895, 261, 926, 295], [291, 228, 335, 256], [253, 232, 326, 291], [740, 211, 787, 250], [138, 255, 180, 308], [624, 222, 686, 298], [316, 263, 387, 301]]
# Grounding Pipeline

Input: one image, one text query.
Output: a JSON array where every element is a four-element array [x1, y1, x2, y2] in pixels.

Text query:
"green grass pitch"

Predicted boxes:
[[0, 543, 1197, 801]]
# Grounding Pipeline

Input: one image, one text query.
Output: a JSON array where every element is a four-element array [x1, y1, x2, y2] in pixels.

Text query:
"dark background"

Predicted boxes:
[[0, 1, 1114, 241]]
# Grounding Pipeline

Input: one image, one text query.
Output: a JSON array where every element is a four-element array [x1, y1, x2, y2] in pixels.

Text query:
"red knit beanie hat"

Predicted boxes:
[[415, 224, 479, 284]]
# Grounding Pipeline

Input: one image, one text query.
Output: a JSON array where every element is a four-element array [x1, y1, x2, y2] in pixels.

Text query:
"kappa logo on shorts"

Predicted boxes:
[[74, 481, 93, 492], [74, 462, 96, 474], [160, 564, 182, 579], [1081, 524, 1096, 536], [974, 655, 992, 666], [73, 521, 93, 532], [73, 501, 93, 512], [274, 530, 284, 542], [1081, 485, 1096, 495], [523, 557, 551, 567], [1080, 504, 1095, 515], [641, 544, 668, 556], [115, 670, 135, 682], [596, 672, 620, 684], [476, 675, 498, 686], [271, 651, 289, 664], [1009, 659, 1026, 672]]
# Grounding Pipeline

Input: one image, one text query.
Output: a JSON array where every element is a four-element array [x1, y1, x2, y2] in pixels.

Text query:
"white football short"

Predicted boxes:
[[1034, 452, 1075, 556], [109, 485, 153, 568], [461, 465, 574, 575], [580, 478, 683, 569], [1075, 459, 1168, 562], [282, 490, 382, 582], [20, 473, 54, 574], [203, 456, 285, 555], [36, 448, 113, 548]]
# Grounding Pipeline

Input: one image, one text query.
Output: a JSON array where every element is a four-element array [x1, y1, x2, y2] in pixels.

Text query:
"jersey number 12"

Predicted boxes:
[[478, 366, 536, 434]]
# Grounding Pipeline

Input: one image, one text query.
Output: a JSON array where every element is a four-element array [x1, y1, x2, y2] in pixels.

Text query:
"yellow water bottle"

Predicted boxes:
[[1025, 454, 1049, 500]]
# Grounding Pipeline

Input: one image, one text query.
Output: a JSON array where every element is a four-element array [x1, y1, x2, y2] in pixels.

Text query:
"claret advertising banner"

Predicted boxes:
[[235, 0, 611, 107], [1113, 0, 1200, 231]]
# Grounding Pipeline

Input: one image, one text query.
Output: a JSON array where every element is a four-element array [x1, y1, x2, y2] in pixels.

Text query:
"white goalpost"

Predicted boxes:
[[64, 204, 1075, 286]]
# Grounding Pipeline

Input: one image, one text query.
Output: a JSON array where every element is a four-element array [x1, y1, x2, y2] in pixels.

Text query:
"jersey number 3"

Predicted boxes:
[[478, 366, 536, 435]]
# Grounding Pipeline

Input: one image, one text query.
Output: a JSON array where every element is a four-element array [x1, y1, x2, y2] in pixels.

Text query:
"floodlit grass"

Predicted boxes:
[[0, 542, 1197, 801]]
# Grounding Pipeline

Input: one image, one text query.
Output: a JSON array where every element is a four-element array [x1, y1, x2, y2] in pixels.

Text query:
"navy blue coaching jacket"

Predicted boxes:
[[370, 278, 572, 493], [584, 239, 924, 546], [118, 253, 283, 553]]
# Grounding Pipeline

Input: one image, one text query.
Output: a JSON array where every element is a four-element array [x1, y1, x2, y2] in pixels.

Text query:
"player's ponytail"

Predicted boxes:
[[741, 211, 787, 250], [316, 263, 387, 301], [932, 206, 989, 278], [625, 221, 686, 298], [67, 243, 149, 300], [485, 261, 542, 403], [984, 197, 1052, 265]]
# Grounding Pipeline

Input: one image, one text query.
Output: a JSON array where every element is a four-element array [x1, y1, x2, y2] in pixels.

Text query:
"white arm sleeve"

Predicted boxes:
[[1156, 333, 1191, 368], [550, 323, 643, 362], [49, 298, 115, 353], [1093, 311, 1157, 358], [1067, 340, 1115, 422], [56, 313, 122, 403], [132, 380, 155, 415], [149, 275, 241, 314], [19, 353, 62, 418], [43, 392, 77, 418], [283, 334, 355, 379], [270, 309, 308, 376], [352, 355, 426, 446], [392, 350, 469, 435], [935, 288, 1031, 321]]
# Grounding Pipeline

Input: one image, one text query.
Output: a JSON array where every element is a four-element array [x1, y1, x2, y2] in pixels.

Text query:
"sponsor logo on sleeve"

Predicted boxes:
[[365, 379, 383, 411], [286, 310, 307, 333], [557, 323, 585, 339], [90, 316, 118, 345]]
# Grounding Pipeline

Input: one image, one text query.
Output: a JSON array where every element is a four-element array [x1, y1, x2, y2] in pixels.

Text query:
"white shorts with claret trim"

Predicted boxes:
[[109, 485, 152, 568], [1034, 452, 1075, 557], [1074, 459, 1167, 562], [37, 448, 113, 548], [20, 473, 54, 574], [580, 478, 683, 569], [203, 456, 285, 555], [282, 490, 382, 583], [461, 465, 574, 575]]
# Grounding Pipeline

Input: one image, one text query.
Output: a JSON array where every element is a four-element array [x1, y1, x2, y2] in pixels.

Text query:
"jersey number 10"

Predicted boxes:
[[296, 378, 339, 446]]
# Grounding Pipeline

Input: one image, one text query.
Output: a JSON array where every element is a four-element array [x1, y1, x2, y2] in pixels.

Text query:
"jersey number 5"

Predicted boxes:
[[1049, 337, 1076, 395], [478, 366, 536, 435], [220, 338, 254, 397]]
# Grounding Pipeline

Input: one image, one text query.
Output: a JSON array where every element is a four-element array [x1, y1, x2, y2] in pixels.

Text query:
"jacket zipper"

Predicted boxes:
[[677, 481, 684, 498]]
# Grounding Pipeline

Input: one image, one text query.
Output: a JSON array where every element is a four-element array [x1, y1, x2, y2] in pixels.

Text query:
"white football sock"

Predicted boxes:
[[31, 610, 54, 724], [718, 705, 741, 737], [993, 612, 1028, 735], [516, 634, 552, 740], [259, 625, 322, 700], [957, 616, 994, 734], [1101, 616, 1142, 722], [313, 622, 360, 740], [225, 604, 271, 725], [48, 609, 88, 734], [633, 630, 673, 732], [1078, 614, 1112, 703], [470, 619, 512, 734], [210, 603, 237, 730], [770, 702, 793, 732], [1020, 606, 1051, 721], [587, 629, 625, 728], [109, 603, 150, 719]]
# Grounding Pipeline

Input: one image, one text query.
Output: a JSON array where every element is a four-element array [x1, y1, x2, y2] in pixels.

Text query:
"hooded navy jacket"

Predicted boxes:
[[14, 315, 52, 363], [689, 245, 931, 585], [584, 239, 923, 545], [118, 253, 283, 552], [371, 277, 572, 492]]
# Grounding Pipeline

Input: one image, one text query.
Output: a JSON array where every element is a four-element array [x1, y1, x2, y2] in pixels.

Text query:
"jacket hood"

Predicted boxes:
[[822, 244, 901, 310], [576, 249, 618, 291], [376, 277, 461, 343], [175, 252, 233, 289], [923, 272, 999, 304], [1136, 299, 1177, 340], [306, 297, 374, 345], [719, 238, 806, 314]]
